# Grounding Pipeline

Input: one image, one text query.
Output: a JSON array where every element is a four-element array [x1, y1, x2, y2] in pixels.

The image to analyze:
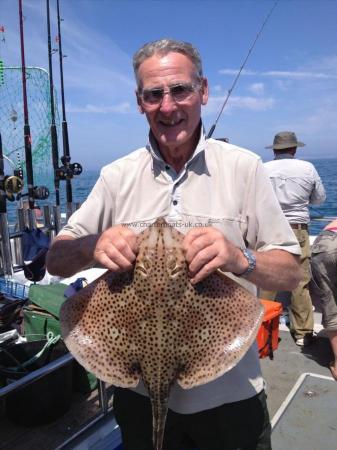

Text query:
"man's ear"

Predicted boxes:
[[201, 78, 209, 105], [136, 90, 144, 114]]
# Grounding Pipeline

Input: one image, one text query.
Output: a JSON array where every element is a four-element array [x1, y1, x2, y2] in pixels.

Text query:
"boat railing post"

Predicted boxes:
[[97, 379, 109, 415], [53, 205, 61, 234], [27, 208, 37, 230], [13, 207, 25, 267], [43, 204, 55, 240], [0, 213, 13, 277], [66, 202, 73, 221], [17, 206, 26, 230]]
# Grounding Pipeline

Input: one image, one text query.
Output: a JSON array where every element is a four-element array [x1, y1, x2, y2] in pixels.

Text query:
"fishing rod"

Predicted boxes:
[[0, 132, 6, 215], [55, 0, 82, 217], [46, 0, 60, 207], [207, 1, 278, 139], [18, 0, 35, 212], [0, 131, 13, 276]]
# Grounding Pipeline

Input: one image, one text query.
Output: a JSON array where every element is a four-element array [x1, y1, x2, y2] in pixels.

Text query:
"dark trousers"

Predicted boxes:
[[113, 388, 272, 450]]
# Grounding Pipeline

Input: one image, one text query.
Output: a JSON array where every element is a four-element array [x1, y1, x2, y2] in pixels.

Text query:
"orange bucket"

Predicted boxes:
[[257, 299, 282, 359]]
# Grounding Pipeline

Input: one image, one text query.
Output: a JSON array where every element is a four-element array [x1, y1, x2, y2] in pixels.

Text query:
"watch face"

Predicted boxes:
[[241, 249, 256, 278], [233, 248, 256, 278]]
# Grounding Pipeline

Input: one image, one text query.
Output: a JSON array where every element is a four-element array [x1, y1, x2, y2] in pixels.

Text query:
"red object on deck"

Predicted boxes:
[[257, 299, 282, 359]]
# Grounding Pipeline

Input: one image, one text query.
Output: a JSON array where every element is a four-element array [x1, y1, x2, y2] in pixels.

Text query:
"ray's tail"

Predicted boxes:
[[149, 385, 170, 450]]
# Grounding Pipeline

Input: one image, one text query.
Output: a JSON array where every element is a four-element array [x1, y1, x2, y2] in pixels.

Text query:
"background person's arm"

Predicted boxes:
[[310, 165, 326, 205]]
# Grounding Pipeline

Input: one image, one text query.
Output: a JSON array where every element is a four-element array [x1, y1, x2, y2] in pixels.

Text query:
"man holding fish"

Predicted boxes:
[[47, 39, 302, 450]]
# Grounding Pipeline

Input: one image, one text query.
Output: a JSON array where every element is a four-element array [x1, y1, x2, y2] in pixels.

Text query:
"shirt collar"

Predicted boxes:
[[274, 153, 295, 160], [146, 122, 207, 169]]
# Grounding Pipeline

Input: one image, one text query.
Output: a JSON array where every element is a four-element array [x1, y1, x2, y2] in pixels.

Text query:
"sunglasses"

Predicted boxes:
[[139, 82, 201, 106]]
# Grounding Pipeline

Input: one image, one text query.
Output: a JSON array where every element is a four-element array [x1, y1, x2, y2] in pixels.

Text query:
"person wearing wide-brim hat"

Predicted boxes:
[[265, 131, 305, 150], [261, 131, 326, 347]]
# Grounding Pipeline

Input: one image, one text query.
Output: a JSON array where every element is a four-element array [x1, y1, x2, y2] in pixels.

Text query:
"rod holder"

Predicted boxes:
[[27, 208, 37, 230], [43, 204, 52, 227], [97, 380, 109, 414], [66, 202, 81, 221], [17, 207, 26, 230], [53, 205, 61, 234], [43, 204, 55, 241], [0, 213, 13, 277], [13, 208, 25, 267]]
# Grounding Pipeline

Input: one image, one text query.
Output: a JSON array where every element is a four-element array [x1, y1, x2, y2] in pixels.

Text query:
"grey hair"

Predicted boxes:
[[133, 38, 203, 88]]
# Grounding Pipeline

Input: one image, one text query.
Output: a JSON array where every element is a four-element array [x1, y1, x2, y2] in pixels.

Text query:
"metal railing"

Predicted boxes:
[[0, 345, 115, 447]]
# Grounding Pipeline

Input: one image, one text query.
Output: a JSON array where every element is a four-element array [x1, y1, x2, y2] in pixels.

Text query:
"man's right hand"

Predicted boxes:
[[93, 225, 138, 272], [47, 225, 138, 278]]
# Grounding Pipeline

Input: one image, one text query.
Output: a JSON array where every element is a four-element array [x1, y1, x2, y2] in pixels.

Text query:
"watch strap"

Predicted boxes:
[[234, 248, 256, 278]]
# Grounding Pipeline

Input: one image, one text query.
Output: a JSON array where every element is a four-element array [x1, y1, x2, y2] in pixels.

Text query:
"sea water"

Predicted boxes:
[[307, 158, 337, 235], [4, 158, 337, 236]]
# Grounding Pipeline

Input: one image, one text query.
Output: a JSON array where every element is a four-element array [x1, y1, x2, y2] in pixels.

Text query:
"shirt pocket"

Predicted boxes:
[[179, 213, 247, 248]]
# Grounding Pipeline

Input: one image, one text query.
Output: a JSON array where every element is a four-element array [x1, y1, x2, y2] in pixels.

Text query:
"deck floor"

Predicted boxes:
[[271, 373, 337, 450], [0, 328, 334, 450], [261, 329, 334, 419]]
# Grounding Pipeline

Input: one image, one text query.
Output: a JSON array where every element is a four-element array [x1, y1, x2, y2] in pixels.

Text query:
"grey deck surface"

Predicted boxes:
[[59, 413, 122, 450], [261, 330, 334, 419], [272, 374, 337, 450], [261, 329, 336, 450]]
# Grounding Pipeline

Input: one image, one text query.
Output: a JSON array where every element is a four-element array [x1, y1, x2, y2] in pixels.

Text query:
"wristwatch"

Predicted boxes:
[[234, 248, 256, 278]]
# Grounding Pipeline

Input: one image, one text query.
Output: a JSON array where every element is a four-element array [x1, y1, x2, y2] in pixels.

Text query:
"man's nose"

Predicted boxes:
[[159, 91, 178, 113]]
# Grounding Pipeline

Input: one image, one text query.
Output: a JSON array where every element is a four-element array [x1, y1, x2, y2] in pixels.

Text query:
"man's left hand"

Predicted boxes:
[[183, 227, 247, 284]]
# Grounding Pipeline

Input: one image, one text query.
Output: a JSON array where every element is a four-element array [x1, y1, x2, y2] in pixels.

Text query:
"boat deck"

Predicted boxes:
[[271, 373, 337, 450], [0, 325, 334, 450], [261, 329, 334, 419]]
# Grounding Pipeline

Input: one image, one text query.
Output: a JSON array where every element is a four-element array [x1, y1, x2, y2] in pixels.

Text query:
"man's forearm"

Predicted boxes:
[[46, 234, 99, 278], [248, 249, 301, 291]]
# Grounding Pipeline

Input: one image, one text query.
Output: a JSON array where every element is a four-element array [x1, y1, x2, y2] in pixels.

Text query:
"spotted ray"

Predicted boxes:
[[60, 218, 264, 450]]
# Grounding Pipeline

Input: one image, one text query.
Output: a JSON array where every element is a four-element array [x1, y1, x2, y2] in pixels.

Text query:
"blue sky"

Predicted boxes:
[[1, 0, 337, 170]]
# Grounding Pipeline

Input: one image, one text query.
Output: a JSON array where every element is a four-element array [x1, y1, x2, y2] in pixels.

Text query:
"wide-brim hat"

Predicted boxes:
[[265, 131, 305, 150]]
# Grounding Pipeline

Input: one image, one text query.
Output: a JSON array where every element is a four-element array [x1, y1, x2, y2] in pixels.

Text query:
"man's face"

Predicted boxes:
[[136, 52, 208, 158]]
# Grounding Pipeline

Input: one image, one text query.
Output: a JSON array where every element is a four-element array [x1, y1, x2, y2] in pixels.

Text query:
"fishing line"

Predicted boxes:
[[207, 1, 279, 139]]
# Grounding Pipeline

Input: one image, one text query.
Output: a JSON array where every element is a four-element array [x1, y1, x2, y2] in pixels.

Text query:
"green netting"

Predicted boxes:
[[0, 66, 59, 190]]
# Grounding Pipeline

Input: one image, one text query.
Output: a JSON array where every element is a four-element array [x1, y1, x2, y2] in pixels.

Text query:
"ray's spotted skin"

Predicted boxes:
[[60, 218, 264, 450]]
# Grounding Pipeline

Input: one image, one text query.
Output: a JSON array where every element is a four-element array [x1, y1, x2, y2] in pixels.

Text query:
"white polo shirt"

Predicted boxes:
[[264, 155, 326, 224]]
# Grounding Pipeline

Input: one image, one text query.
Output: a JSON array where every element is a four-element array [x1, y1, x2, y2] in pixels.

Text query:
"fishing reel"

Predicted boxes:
[[3, 169, 24, 202], [56, 156, 83, 180], [17, 185, 50, 202], [33, 185, 50, 200]]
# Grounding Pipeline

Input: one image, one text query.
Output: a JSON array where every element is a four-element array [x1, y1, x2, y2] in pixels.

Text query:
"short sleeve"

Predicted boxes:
[[58, 164, 119, 238]]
